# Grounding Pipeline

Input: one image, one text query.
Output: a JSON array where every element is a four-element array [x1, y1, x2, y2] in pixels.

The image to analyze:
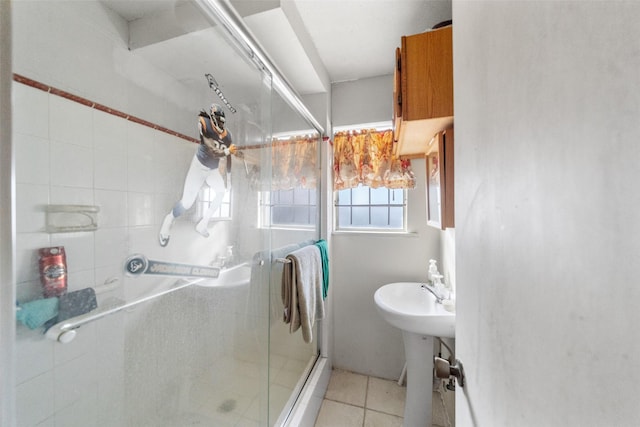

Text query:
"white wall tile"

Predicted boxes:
[[15, 232, 51, 284], [12, 84, 50, 139], [64, 268, 96, 293], [94, 266, 124, 300], [49, 95, 93, 148], [14, 132, 50, 185], [50, 141, 93, 188], [35, 417, 54, 427], [94, 227, 128, 269], [15, 279, 44, 304], [53, 354, 98, 411], [128, 192, 154, 227], [95, 146, 128, 191], [16, 183, 49, 233], [94, 190, 127, 228], [49, 186, 94, 206], [50, 233, 95, 276], [53, 322, 96, 366], [54, 392, 98, 427], [153, 136, 193, 195], [15, 328, 55, 385], [126, 122, 155, 193], [94, 110, 127, 191], [16, 372, 55, 427]]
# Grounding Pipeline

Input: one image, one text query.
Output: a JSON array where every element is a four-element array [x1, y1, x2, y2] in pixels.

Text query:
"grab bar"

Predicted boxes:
[[45, 277, 200, 343]]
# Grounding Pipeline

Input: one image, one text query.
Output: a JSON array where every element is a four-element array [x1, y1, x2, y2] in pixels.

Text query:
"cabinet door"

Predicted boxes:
[[442, 127, 454, 228], [426, 127, 454, 229], [393, 47, 402, 142], [401, 26, 453, 122]]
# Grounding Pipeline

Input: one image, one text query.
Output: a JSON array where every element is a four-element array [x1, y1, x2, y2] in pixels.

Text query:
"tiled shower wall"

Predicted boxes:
[[12, 81, 204, 426]]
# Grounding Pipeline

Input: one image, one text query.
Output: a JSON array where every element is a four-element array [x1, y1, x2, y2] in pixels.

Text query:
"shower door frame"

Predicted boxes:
[[0, 1, 16, 425]]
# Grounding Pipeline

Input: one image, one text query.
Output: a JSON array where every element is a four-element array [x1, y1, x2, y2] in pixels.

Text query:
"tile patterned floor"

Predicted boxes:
[[314, 369, 454, 427]]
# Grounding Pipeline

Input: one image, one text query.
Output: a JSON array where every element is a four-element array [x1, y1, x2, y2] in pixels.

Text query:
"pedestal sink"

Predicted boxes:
[[374, 282, 455, 427]]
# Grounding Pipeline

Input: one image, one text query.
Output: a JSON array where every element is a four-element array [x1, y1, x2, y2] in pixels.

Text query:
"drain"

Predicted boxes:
[[217, 398, 237, 413]]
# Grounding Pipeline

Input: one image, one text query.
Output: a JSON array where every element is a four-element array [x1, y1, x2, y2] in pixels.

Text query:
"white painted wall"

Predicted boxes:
[[454, 1, 640, 425], [332, 75, 394, 127], [330, 75, 443, 379]]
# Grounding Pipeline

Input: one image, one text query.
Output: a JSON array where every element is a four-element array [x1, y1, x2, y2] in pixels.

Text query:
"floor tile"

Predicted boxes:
[[365, 376, 406, 417], [314, 399, 364, 427], [364, 409, 403, 427], [324, 369, 368, 407]]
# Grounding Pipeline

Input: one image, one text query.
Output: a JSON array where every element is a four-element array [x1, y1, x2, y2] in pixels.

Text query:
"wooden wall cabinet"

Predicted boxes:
[[393, 25, 453, 158], [426, 127, 454, 229]]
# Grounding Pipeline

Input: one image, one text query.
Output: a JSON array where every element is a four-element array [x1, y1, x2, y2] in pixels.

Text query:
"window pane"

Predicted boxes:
[[351, 206, 369, 227], [272, 206, 293, 224], [337, 189, 351, 204], [389, 206, 403, 228], [370, 187, 389, 205], [293, 188, 309, 205], [293, 206, 309, 224], [278, 189, 294, 204], [337, 206, 350, 228], [352, 186, 370, 205], [310, 206, 317, 224], [370, 206, 389, 227], [390, 189, 404, 205]]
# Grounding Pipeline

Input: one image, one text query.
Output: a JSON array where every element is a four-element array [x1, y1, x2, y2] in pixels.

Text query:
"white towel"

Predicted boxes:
[[282, 244, 325, 343]]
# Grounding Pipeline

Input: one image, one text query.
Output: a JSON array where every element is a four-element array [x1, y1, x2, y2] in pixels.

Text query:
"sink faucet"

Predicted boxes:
[[421, 282, 445, 304]]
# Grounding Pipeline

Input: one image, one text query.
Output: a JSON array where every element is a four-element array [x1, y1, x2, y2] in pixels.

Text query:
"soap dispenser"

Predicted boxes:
[[428, 259, 439, 283]]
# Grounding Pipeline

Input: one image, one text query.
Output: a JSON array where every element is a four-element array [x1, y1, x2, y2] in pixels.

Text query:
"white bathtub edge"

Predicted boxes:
[[284, 356, 331, 427]]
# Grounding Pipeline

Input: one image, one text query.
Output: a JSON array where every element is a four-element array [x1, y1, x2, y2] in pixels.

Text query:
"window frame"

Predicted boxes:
[[195, 185, 233, 222], [331, 122, 410, 233], [333, 186, 408, 232], [259, 187, 318, 230]]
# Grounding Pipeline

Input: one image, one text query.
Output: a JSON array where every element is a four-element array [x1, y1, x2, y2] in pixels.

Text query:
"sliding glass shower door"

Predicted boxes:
[[9, 1, 323, 426]]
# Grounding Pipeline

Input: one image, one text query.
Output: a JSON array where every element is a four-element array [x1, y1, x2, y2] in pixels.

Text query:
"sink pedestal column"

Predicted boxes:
[[402, 331, 434, 427]]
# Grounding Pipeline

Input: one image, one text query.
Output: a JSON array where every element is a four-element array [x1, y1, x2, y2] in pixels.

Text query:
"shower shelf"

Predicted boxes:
[[45, 204, 100, 233], [45, 277, 200, 343]]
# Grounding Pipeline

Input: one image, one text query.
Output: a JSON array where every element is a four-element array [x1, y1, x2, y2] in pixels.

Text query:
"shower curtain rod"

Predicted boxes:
[[193, 0, 325, 136]]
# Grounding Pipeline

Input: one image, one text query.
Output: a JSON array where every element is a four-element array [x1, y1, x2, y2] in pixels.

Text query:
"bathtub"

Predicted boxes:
[[192, 262, 251, 288]]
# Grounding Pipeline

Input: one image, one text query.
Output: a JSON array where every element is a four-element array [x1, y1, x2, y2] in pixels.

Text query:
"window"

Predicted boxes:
[[260, 188, 317, 228], [196, 187, 232, 221], [335, 186, 406, 230]]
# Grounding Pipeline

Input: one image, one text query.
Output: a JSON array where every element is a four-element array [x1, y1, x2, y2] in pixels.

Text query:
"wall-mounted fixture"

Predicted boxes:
[[434, 356, 465, 387], [45, 204, 99, 233], [393, 25, 453, 158], [426, 127, 454, 229]]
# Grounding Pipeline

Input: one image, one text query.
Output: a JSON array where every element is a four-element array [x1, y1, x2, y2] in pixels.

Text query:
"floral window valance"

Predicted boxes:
[[332, 129, 416, 190], [272, 135, 318, 190]]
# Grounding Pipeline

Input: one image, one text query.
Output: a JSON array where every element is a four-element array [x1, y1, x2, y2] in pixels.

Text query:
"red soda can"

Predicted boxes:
[[38, 247, 67, 297]]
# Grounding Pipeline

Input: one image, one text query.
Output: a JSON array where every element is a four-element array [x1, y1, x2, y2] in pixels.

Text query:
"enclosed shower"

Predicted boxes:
[[4, 1, 326, 425]]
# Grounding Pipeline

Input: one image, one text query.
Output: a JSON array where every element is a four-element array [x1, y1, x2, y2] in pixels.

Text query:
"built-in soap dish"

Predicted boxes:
[[45, 204, 99, 233]]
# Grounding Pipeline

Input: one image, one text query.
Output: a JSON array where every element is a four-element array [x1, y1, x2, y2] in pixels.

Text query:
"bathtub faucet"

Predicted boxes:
[[214, 245, 235, 269]]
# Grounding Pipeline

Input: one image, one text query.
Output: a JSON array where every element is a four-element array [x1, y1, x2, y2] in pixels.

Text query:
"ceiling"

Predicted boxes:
[[101, 0, 452, 97]]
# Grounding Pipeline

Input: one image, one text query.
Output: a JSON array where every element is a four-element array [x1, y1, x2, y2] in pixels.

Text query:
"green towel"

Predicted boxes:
[[314, 239, 329, 300], [16, 297, 59, 330]]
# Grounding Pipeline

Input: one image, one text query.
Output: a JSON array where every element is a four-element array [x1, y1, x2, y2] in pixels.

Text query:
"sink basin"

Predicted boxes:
[[374, 282, 454, 338], [374, 282, 456, 426]]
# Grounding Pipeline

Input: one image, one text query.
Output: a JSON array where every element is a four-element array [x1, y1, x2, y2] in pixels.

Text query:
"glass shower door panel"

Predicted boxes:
[[268, 91, 322, 426], [12, 1, 273, 425]]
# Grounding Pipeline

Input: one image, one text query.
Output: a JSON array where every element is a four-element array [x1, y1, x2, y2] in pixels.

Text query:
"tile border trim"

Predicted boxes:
[[13, 73, 199, 144]]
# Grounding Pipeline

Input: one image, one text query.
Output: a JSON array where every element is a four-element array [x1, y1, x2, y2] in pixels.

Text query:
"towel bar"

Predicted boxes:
[[275, 258, 292, 264]]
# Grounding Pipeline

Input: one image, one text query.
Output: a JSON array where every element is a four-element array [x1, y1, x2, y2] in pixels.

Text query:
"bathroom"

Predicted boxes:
[[3, 1, 640, 427]]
